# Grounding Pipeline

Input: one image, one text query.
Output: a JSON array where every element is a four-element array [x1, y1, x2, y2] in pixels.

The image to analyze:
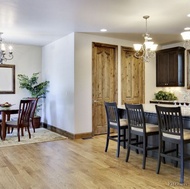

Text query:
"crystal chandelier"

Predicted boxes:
[[133, 15, 158, 62], [181, 30, 190, 49], [0, 32, 13, 64]]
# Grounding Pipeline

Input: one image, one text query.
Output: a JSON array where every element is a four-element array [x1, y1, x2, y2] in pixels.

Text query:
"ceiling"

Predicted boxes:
[[1, 0, 190, 46]]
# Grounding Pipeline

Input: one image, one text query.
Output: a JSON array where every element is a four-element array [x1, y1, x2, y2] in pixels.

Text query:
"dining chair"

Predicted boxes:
[[10, 98, 38, 133], [5, 99, 36, 142], [125, 103, 159, 169], [155, 105, 190, 184], [104, 102, 128, 157]]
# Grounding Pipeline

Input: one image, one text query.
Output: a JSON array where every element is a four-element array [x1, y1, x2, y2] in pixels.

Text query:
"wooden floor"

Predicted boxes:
[[0, 135, 190, 189]]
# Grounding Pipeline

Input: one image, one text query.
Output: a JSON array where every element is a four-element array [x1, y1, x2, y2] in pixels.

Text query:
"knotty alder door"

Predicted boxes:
[[121, 47, 145, 104], [92, 43, 118, 135]]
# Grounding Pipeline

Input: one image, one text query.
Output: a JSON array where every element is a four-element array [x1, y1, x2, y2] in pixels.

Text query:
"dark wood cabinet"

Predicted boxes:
[[156, 46, 185, 87]]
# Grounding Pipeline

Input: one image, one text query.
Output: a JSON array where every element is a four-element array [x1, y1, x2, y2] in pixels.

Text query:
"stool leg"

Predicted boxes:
[[105, 127, 110, 152]]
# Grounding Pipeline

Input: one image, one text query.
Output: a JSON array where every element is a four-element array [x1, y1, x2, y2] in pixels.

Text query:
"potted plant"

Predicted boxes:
[[18, 72, 50, 128]]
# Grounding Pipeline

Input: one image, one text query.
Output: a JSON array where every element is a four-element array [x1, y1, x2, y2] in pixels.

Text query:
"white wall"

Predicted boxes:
[[145, 57, 157, 103], [42, 33, 75, 133], [0, 44, 42, 107]]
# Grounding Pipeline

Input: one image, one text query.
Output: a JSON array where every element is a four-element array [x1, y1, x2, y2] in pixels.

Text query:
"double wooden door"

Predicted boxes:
[[92, 44, 145, 135]]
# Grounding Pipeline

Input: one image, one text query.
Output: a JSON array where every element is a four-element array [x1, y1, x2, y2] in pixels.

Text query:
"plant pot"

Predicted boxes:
[[32, 116, 41, 128]]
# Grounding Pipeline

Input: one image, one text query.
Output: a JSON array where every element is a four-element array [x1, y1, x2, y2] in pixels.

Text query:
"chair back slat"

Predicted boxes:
[[125, 104, 145, 131], [155, 105, 183, 137], [104, 102, 120, 127]]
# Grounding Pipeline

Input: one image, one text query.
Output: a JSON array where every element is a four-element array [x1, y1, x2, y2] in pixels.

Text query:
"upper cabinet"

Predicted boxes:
[[156, 46, 185, 87]]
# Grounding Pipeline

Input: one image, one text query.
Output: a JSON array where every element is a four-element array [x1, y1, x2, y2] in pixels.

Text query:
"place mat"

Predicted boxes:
[[0, 128, 67, 147]]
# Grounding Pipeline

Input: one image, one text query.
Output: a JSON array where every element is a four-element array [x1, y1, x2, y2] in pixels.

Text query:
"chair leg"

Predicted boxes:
[[126, 133, 131, 162], [180, 144, 184, 184], [117, 130, 121, 157], [26, 126, 31, 139], [123, 128, 126, 149], [17, 127, 20, 142], [174, 144, 178, 167], [142, 136, 147, 169], [157, 139, 162, 174], [135, 135, 139, 154], [162, 141, 166, 164], [105, 128, 110, 152], [31, 119, 35, 133]]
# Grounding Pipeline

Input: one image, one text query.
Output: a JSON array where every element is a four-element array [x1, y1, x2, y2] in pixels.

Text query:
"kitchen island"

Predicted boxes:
[[118, 103, 190, 168]]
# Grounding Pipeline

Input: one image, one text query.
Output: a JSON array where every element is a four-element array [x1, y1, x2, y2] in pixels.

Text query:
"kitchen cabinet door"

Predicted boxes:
[[156, 47, 185, 87]]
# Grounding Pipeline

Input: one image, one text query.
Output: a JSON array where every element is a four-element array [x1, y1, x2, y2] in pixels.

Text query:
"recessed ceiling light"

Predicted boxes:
[[184, 27, 190, 30], [187, 14, 190, 17], [100, 29, 107, 32]]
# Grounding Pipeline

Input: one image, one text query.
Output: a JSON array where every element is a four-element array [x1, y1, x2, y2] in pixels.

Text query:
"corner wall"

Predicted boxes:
[[42, 33, 75, 133], [42, 32, 156, 135]]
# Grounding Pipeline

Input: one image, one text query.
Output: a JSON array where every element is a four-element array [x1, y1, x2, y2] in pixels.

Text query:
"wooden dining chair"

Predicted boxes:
[[155, 105, 190, 184], [125, 103, 159, 169], [5, 99, 36, 142], [9, 97, 38, 133], [104, 102, 128, 157]]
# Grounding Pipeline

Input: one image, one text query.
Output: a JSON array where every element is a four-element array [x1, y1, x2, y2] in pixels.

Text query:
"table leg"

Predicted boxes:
[[7, 114, 10, 133], [1, 112, 6, 140]]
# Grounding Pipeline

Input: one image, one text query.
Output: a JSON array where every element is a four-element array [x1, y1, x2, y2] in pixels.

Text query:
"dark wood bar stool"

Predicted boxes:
[[156, 105, 190, 184], [104, 102, 128, 157], [125, 103, 159, 169]]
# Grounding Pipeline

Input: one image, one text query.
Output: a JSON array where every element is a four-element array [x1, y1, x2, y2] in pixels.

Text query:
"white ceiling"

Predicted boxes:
[[1, 0, 190, 46]]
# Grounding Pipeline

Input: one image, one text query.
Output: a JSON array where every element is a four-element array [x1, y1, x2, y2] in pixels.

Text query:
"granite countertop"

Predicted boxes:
[[118, 103, 190, 117]]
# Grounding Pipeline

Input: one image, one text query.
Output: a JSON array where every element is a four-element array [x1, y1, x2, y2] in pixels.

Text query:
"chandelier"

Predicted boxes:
[[181, 30, 190, 49], [0, 32, 13, 64], [133, 15, 158, 62]]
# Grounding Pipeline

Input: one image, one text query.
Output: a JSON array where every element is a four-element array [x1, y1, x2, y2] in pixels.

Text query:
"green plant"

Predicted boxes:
[[154, 90, 177, 101], [18, 72, 50, 115]]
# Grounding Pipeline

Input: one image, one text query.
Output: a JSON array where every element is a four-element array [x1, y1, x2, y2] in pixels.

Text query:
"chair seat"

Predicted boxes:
[[132, 123, 159, 133], [110, 119, 128, 127], [163, 129, 190, 140], [6, 120, 17, 126]]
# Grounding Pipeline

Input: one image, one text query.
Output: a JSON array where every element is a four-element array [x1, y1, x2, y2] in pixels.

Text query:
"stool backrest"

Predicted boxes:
[[155, 105, 183, 138]]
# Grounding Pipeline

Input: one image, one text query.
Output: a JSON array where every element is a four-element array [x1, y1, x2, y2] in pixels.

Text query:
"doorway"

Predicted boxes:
[[121, 46, 145, 104], [92, 42, 118, 135]]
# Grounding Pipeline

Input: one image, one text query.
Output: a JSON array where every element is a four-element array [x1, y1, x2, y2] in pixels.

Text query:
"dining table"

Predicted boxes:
[[0, 105, 19, 140]]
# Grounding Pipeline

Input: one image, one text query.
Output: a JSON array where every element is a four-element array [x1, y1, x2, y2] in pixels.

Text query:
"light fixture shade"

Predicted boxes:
[[133, 44, 142, 51], [181, 31, 190, 40], [144, 41, 154, 49], [151, 44, 158, 51], [1, 43, 5, 51]]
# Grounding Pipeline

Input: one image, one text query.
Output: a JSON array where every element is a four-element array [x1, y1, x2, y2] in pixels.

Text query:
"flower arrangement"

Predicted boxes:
[[154, 90, 177, 101]]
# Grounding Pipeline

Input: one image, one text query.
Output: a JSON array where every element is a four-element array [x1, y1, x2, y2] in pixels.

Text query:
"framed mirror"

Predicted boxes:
[[0, 64, 15, 94]]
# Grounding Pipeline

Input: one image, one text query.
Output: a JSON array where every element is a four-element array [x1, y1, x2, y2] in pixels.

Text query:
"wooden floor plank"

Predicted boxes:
[[0, 135, 189, 188]]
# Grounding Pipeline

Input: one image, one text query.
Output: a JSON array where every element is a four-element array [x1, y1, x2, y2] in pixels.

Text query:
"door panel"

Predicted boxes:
[[92, 43, 118, 135], [121, 47, 145, 104]]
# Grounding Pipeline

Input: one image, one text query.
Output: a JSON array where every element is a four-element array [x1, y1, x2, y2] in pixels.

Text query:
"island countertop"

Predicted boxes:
[[118, 103, 190, 117]]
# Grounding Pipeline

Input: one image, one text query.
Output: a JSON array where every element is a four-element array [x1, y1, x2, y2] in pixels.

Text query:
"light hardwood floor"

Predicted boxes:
[[0, 135, 190, 189]]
